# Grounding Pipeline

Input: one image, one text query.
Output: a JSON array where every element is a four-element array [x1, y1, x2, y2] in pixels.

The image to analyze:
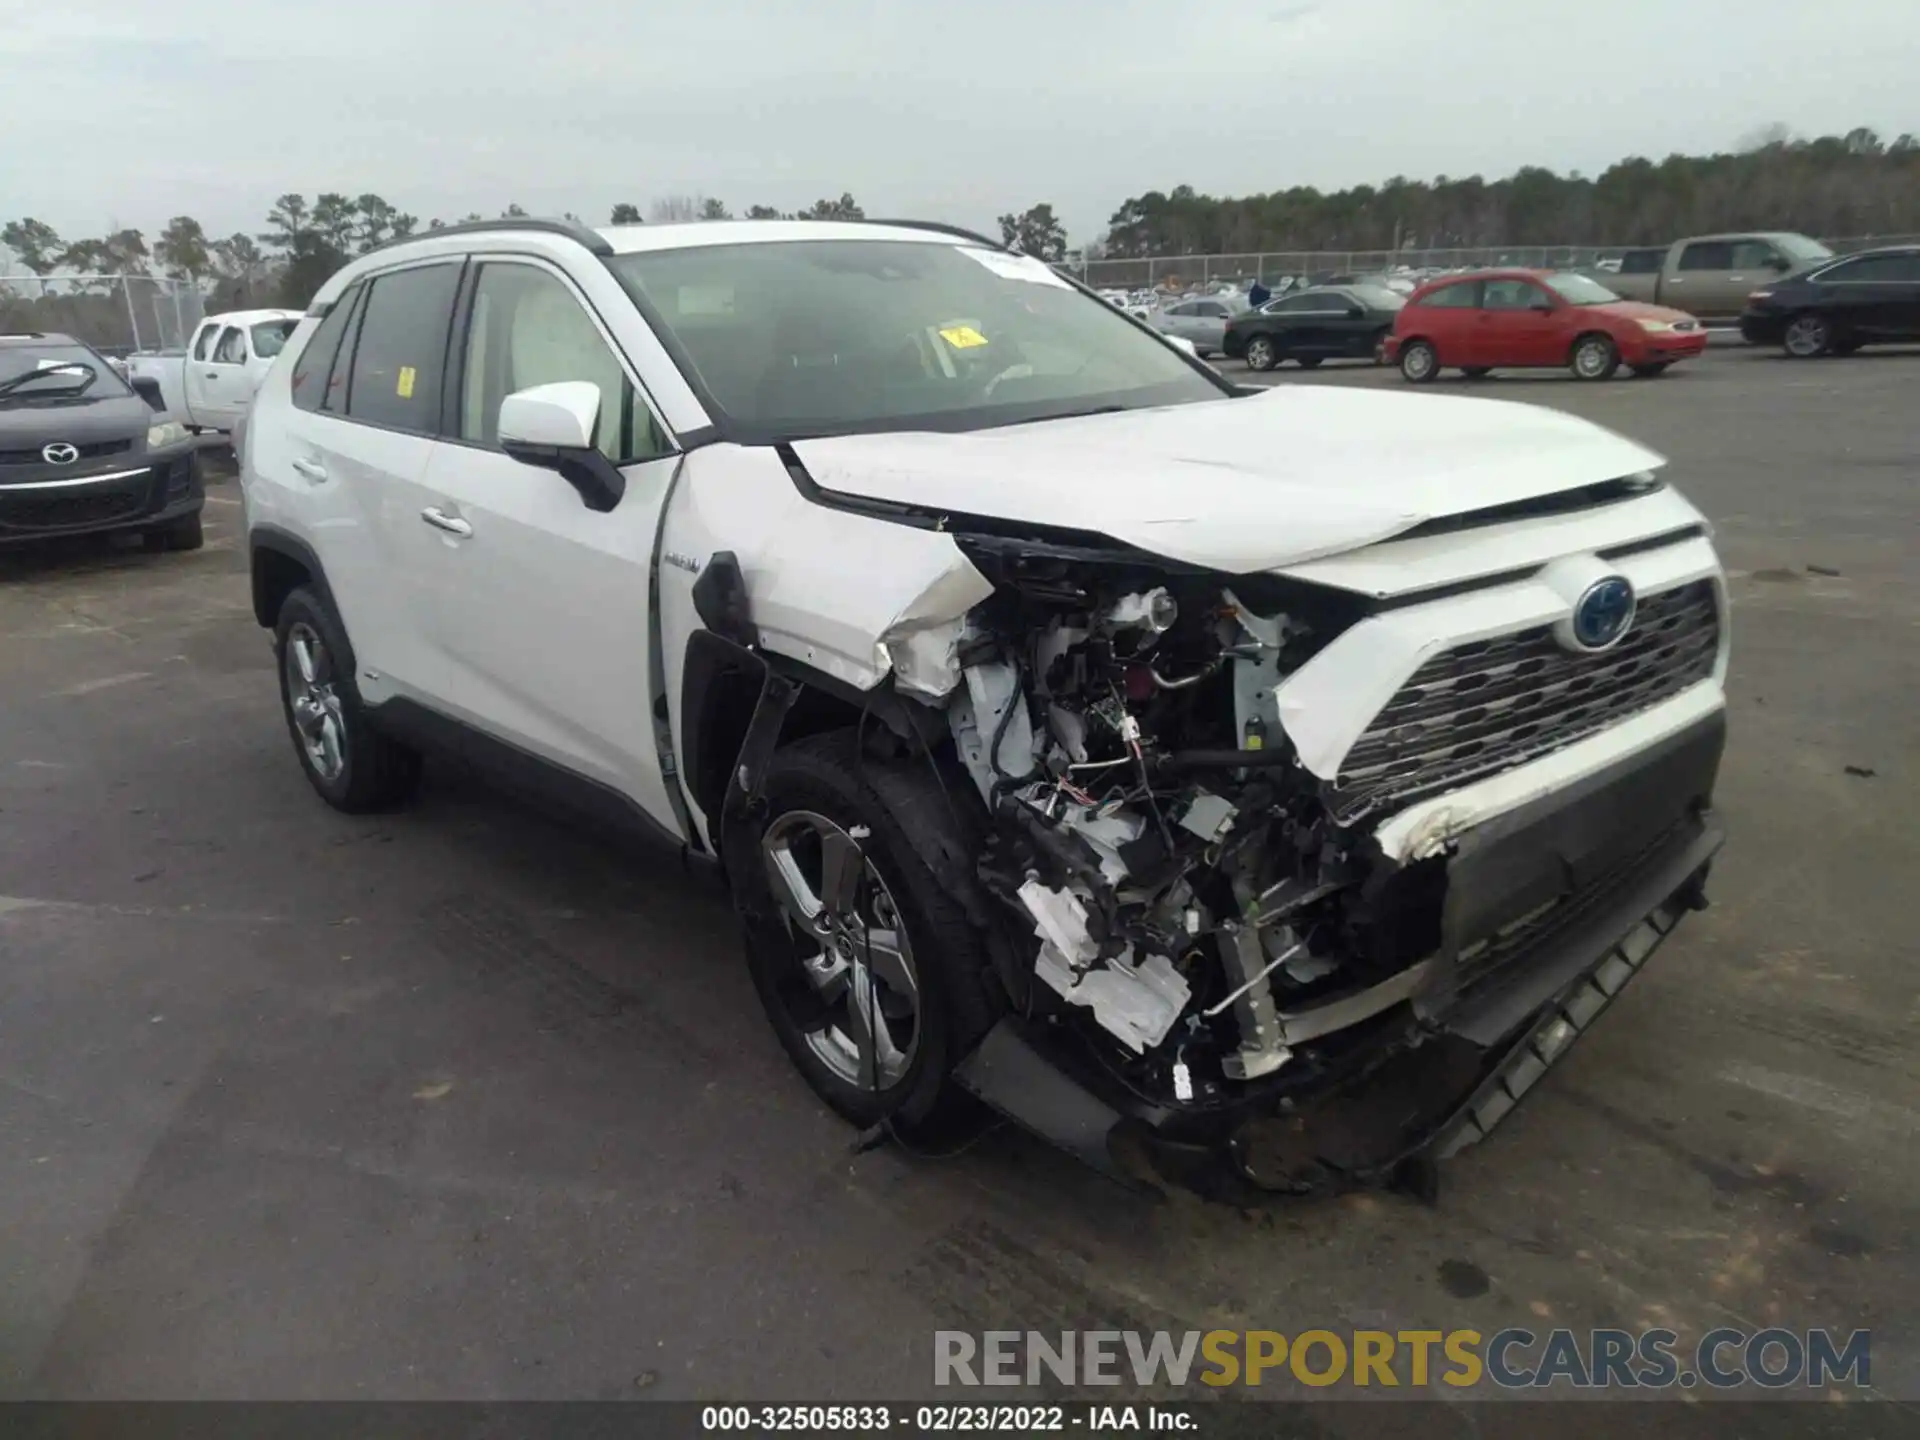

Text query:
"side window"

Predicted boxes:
[[212, 327, 247, 363], [1482, 278, 1547, 310], [1729, 239, 1781, 270], [1618, 250, 1662, 275], [1678, 242, 1733, 271], [1197, 302, 1228, 318], [1820, 254, 1908, 283], [1418, 282, 1479, 309], [1167, 302, 1197, 317], [344, 262, 462, 433], [191, 324, 218, 361], [1275, 293, 1316, 313], [456, 262, 670, 464], [290, 286, 361, 413]]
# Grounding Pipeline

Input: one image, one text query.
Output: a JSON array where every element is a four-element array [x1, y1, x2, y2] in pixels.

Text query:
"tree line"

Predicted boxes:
[[4, 124, 1914, 326], [1, 191, 880, 315], [1098, 127, 1920, 259]]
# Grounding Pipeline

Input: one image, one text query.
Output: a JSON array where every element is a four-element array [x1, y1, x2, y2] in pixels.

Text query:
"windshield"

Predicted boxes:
[[250, 319, 299, 358], [607, 239, 1227, 440], [0, 342, 128, 400], [1775, 235, 1834, 263], [1545, 272, 1624, 305]]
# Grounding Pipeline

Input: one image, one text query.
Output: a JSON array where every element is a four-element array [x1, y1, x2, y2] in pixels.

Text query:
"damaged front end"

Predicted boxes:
[[888, 527, 1725, 1199]]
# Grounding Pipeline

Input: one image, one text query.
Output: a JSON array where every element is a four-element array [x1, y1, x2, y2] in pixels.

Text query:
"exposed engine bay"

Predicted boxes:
[[934, 537, 1438, 1111]]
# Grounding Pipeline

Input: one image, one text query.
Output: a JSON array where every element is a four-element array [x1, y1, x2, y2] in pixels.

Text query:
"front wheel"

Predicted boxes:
[[1783, 313, 1831, 358], [724, 733, 1002, 1128], [1244, 335, 1279, 372], [141, 511, 203, 553], [1399, 339, 1439, 383], [1570, 333, 1620, 381]]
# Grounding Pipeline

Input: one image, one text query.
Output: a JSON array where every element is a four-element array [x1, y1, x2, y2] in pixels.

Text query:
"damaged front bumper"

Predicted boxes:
[[953, 706, 1726, 1198]]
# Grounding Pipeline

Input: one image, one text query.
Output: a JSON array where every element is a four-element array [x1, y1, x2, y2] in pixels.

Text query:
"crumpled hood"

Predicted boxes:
[[792, 386, 1665, 574]]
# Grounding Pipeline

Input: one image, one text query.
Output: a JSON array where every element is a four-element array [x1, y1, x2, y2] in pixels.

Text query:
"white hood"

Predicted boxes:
[[791, 386, 1665, 574]]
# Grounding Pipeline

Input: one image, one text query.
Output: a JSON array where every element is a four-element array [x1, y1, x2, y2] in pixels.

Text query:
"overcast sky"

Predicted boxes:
[[4, 0, 1916, 248]]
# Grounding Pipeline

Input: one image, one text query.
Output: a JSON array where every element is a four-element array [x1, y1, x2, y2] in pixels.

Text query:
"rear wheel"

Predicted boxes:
[[1244, 335, 1279, 371], [724, 732, 1002, 1128], [1570, 333, 1620, 381], [1630, 362, 1671, 378], [1398, 339, 1439, 383], [275, 587, 422, 812], [1783, 313, 1831, 358]]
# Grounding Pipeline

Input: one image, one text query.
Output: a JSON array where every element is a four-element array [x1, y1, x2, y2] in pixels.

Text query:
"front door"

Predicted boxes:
[[181, 321, 225, 427], [402, 257, 681, 822], [1477, 277, 1565, 366]]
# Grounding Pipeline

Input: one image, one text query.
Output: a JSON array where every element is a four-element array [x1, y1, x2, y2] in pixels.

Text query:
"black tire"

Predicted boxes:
[[1630, 362, 1671, 378], [1782, 312, 1831, 358], [274, 586, 422, 812], [1399, 339, 1440, 384], [1569, 332, 1620, 381], [1370, 329, 1390, 365], [1244, 335, 1279, 372], [143, 510, 203, 552], [724, 731, 1002, 1129], [1295, 355, 1323, 369], [1461, 366, 1492, 379]]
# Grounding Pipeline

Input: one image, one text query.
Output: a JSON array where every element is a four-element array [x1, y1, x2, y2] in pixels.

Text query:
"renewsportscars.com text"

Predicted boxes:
[[934, 1327, 1871, 1391]]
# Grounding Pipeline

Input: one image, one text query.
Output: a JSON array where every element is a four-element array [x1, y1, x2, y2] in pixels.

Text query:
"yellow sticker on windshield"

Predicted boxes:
[[396, 365, 417, 399], [938, 325, 989, 349]]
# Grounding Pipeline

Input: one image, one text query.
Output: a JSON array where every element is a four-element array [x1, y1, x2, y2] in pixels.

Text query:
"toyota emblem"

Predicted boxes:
[[42, 442, 80, 465]]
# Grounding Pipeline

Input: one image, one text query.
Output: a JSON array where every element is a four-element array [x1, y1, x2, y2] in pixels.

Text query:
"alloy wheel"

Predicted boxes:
[[1247, 338, 1275, 370], [1784, 315, 1829, 358], [285, 622, 347, 783], [1574, 339, 1612, 378], [761, 809, 921, 1089]]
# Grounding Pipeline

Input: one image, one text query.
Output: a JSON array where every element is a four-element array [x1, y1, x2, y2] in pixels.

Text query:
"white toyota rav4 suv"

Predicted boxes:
[[242, 217, 1728, 1198]]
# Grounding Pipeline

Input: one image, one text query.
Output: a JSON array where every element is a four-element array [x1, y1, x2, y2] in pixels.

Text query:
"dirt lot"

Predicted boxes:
[[2, 345, 1915, 1404]]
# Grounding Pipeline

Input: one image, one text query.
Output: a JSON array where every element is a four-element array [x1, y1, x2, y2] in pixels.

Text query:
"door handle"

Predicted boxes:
[[204, 371, 220, 379], [290, 457, 327, 483], [421, 506, 473, 538]]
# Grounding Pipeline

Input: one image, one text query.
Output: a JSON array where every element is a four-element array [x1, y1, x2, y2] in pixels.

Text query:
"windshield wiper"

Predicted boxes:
[[0, 368, 96, 399]]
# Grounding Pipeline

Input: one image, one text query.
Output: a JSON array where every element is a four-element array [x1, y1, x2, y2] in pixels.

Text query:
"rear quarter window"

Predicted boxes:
[[1416, 281, 1479, 308]]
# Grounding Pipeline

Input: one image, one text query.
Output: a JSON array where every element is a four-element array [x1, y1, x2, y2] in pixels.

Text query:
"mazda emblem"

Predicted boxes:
[[42, 442, 80, 465]]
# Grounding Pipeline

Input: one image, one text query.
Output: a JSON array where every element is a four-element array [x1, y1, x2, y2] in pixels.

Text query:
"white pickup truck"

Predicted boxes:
[[128, 308, 303, 434]]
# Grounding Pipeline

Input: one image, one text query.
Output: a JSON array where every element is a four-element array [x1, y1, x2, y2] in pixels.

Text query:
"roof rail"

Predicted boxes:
[[365, 216, 613, 258], [865, 218, 1010, 251]]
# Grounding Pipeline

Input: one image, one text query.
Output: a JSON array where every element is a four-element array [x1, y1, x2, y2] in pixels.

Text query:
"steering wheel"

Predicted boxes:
[[981, 362, 1035, 400]]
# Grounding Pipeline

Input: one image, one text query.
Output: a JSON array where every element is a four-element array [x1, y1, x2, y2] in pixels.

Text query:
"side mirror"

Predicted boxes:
[[131, 375, 166, 411], [1345, 306, 1364, 318], [498, 381, 626, 513], [1768, 256, 1791, 272], [1165, 335, 1199, 358]]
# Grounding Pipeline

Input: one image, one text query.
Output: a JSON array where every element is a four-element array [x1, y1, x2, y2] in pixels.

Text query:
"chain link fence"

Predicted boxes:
[[1076, 235, 1920, 292], [0, 275, 206, 356]]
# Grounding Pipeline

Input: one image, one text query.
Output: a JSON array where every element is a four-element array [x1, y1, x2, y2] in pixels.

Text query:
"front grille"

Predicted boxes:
[[0, 438, 133, 466], [1, 489, 146, 530], [1330, 579, 1720, 822]]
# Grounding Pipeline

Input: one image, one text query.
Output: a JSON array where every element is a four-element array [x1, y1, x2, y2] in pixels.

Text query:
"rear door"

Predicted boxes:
[[1667, 240, 1738, 318], [1812, 252, 1919, 339], [181, 321, 224, 426], [403, 256, 682, 814], [1319, 289, 1378, 358], [283, 261, 464, 702]]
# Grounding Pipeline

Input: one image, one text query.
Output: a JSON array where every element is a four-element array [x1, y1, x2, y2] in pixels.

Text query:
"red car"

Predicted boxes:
[[1384, 269, 1708, 383]]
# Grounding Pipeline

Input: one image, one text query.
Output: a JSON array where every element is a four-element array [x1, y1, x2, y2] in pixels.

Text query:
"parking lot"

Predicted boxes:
[[2, 343, 1915, 1404]]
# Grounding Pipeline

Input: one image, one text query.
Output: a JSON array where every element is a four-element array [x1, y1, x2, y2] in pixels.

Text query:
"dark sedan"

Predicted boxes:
[[1221, 284, 1403, 371], [1740, 245, 1920, 357]]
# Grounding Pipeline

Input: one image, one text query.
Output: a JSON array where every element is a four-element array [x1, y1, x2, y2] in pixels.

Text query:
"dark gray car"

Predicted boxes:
[[0, 333, 205, 551]]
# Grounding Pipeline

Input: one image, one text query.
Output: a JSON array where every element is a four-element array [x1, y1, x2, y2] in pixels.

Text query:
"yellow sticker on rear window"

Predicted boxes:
[[396, 365, 417, 399], [938, 325, 989, 349]]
